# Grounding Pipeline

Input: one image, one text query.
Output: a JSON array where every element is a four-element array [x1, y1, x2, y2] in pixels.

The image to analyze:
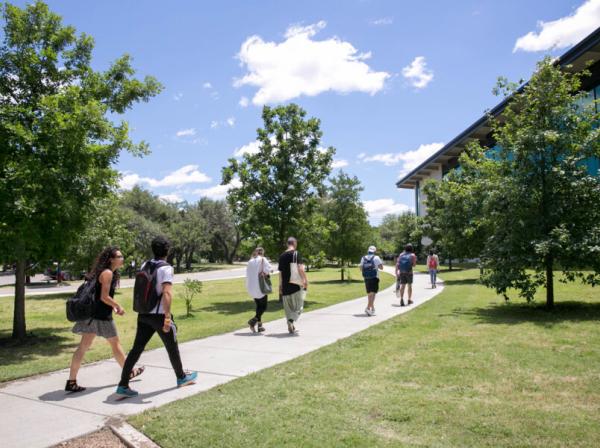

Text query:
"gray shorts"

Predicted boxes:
[[72, 319, 118, 339]]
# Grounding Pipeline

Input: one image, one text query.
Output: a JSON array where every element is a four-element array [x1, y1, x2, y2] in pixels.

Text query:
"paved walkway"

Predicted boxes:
[[0, 268, 444, 448], [0, 265, 249, 298]]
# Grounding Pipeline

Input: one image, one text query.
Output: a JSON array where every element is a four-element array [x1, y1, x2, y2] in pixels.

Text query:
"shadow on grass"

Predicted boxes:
[[454, 301, 600, 326], [198, 300, 319, 316], [0, 327, 77, 364], [310, 279, 363, 285], [441, 278, 479, 286]]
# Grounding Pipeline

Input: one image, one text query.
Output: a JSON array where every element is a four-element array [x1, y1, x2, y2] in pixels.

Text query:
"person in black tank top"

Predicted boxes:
[[66, 247, 145, 393]]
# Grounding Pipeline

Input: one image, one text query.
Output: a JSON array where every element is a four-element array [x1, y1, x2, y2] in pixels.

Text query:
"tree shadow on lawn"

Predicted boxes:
[[441, 278, 479, 286], [453, 301, 600, 327], [0, 327, 77, 364], [310, 279, 363, 285], [198, 300, 320, 316]]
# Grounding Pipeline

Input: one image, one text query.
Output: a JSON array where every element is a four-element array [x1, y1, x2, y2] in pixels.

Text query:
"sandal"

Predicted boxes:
[[129, 366, 145, 379], [65, 379, 86, 393]]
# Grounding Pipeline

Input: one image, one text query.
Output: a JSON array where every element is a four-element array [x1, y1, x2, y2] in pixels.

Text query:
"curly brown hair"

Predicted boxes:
[[88, 246, 121, 282]]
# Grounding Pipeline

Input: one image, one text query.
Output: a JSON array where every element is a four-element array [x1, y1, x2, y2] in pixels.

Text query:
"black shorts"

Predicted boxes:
[[399, 272, 413, 285], [364, 277, 380, 293]]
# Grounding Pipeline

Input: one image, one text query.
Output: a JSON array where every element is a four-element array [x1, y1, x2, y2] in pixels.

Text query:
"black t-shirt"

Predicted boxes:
[[92, 273, 117, 321], [278, 250, 303, 296]]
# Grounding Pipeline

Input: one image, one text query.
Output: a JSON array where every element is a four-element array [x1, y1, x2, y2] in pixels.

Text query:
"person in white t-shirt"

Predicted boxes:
[[246, 247, 272, 333], [359, 245, 384, 316]]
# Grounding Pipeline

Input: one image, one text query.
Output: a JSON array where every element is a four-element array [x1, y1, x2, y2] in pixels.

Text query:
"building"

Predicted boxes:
[[397, 27, 600, 217]]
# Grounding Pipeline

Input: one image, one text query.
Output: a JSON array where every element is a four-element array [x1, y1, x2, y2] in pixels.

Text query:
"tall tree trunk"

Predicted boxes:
[[227, 230, 242, 264], [546, 255, 554, 309], [12, 258, 27, 339]]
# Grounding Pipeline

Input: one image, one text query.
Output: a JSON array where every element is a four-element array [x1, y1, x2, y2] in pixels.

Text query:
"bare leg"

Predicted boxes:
[[69, 333, 96, 381], [107, 336, 126, 368], [399, 284, 406, 302], [367, 292, 375, 310], [408, 284, 413, 302]]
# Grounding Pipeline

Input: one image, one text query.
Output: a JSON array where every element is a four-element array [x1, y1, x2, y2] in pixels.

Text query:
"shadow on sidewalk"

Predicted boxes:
[[104, 385, 178, 405], [39, 382, 121, 401]]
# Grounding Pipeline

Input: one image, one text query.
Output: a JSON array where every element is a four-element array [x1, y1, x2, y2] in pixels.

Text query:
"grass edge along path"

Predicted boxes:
[[0, 267, 394, 383], [130, 268, 600, 448]]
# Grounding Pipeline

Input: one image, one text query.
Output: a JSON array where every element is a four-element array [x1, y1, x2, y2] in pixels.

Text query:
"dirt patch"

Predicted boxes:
[[54, 428, 127, 448]]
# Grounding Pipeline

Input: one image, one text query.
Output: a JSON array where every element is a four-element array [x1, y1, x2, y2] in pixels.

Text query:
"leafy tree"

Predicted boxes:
[[197, 198, 242, 264], [181, 279, 203, 317], [324, 172, 371, 280], [0, 1, 162, 338], [222, 104, 334, 257], [446, 58, 600, 307], [377, 212, 425, 258], [169, 203, 209, 272]]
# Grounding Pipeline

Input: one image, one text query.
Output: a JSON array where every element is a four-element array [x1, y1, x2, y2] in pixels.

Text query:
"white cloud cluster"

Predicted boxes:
[[210, 117, 236, 130], [176, 128, 196, 137], [332, 159, 349, 169], [235, 21, 390, 105], [172, 92, 183, 101], [363, 198, 412, 223], [514, 0, 600, 52], [370, 17, 393, 26], [239, 96, 250, 107], [402, 56, 434, 89], [193, 178, 242, 200], [119, 165, 212, 190], [159, 193, 184, 203], [203, 82, 212, 89], [361, 142, 445, 177], [233, 140, 261, 157]]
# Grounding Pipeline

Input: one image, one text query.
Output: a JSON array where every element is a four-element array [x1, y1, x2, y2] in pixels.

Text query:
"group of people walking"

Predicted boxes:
[[65, 235, 437, 396]]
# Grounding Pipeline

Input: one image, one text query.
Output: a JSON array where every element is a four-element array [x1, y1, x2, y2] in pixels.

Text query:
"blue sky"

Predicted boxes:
[[8, 0, 600, 223]]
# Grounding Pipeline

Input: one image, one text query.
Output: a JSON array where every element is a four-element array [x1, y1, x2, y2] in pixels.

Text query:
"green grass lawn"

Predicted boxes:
[[0, 267, 393, 382], [130, 268, 600, 448]]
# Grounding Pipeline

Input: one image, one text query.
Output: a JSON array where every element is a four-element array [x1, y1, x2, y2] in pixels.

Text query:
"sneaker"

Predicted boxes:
[[248, 318, 257, 333], [365, 307, 372, 316], [116, 385, 138, 397], [287, 319, 294, 334], [408, 300, 414, 305], [400, 299, 405, 307], [257, 322, 265, 332], [177, 371, 198, 388], [371, 308, 376, 316]]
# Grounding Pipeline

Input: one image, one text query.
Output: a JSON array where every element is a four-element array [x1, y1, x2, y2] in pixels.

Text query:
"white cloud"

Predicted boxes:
[[233, 140, 261, 157], [176, 128, 196, 137], [226, 117, 236, 127], [194, 179, 242, 200], [514, 0, 600, 52], [119, 165, 212, 190], [203, 82, 212, 89], [364, 198, 413, 223], [173, 92, 183, 101], [234, 20, 390, 105], [239, 96, 249, 107], [332, 159, 349, 169], [210, 121, 219, 129], [361, 142, 445, 177], [402, 56, 434, 89], [370, 17, 393, 26], [357, 152, 366, 160], [159, 193, 184, 203]]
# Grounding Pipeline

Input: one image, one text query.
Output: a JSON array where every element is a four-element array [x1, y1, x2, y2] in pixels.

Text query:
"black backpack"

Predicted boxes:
[[66, 277, 97, 322], [133, 260, 168, 313]]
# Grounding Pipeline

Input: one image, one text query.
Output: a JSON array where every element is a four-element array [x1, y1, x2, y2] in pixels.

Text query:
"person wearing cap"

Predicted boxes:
[[278, 237, 308, 334], [359, 245, 384, 316]]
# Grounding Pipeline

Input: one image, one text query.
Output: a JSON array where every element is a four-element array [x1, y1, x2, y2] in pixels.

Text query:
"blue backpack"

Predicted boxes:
[[361, 255, 378, 279], [398, 252, 414, 273]]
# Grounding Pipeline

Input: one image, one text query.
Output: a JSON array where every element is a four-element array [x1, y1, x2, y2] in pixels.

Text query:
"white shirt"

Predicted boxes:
[[140, 260, 174, 314], [246, 256, 272, 299], [359, 254, 383, 278]]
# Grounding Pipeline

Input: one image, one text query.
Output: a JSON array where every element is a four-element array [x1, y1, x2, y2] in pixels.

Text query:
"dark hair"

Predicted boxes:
[[89, 246, 121, 281], [152, 236, 171, 258], [287, 237, 297, 246], [405, 244, 414, 253], [429, 249, 434, 256]]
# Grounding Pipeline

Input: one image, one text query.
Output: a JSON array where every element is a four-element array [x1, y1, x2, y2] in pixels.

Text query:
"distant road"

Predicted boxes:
[[0, 264, 279, 298]]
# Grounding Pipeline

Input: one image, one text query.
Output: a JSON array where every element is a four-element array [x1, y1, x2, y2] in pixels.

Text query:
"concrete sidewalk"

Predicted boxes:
[[0, 268, 443, 448]]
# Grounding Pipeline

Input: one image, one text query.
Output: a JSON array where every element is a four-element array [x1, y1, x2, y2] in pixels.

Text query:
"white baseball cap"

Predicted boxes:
[[368, 245, 376, 253]]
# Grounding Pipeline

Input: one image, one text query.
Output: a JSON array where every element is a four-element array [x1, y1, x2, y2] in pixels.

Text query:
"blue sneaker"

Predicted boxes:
[[116, 385, 139, 397], [177, 371, 198, 388]]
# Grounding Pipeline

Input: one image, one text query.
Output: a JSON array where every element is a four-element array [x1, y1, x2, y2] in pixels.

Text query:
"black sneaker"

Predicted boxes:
[[248, 318, 257, 333], [257, 322, 265, 332], [400, 300, 405, 307]]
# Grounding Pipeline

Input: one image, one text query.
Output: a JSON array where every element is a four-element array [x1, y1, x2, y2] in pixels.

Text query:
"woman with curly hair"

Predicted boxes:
[[65, 246, 144, 393]]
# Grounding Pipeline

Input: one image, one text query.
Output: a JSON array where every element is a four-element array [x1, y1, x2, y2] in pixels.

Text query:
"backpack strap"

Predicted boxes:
[[148, 260, 170, 314]]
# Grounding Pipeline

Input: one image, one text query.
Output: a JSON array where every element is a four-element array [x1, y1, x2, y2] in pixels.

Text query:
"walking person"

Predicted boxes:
[[396, 244, 417, 307], [427, 249, 439, 288], [360, 245, 384, 316], [246, 247, 272, 333], [66, 247, 144, 393], [278, 237, 308, 334], [116, 236, 197, 397]]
